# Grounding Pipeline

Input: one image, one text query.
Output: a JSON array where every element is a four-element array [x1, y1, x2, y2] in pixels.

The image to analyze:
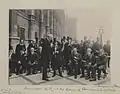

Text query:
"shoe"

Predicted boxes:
[[26, 73, 30, 75], [80, 75, 84, 78], [89, 78, 96, 81], [103, 74, 107, 79], [98, 78, 101, 80], [59, 75, 63, 77], [33, 72, 37, 74], [42, 78, 49, 81], [46, 76, 50, 78], [9, 74, 12, 77], [52, 75, 56, 77], [16, 73, 19, 75], [74, 76, 77, 79]]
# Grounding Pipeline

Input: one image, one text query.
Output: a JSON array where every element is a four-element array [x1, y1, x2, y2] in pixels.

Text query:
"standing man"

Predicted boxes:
[[41, 35, 51, 81], [51, 41, 63, 77], [103, 40, 111, 68], [27, 40, 36, 55], [72, 47, 81, 79], [27, 47, 38, 75], [9, 46, 16, 76], [82, 36, 89, 57], [64, 37, 73, 75], [15, 40, 26, 57], [60, 38, 66, 71], [15, 40, 26, 74], [92, 37, 102, 53], [16, 49, 26, 75]]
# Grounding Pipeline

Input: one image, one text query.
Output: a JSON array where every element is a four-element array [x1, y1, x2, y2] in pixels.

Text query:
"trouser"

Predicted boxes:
[[61, 57, 66, 71], [9, 61, 16, 74], [42, 61, 49, 79], [27, 64, 37, 74], [64, 57, 69, 69], [42, 66, 47, 79], [91, 66, 97, 79], [81, 64, 85, 77], [16, 63, 22, 74], [97, 66, 107, 79], [9, 61, 12, 76], [74, 63, 79, 78], [37, 59, 42, 72], [78, 63, 81, 75], [67, 62, 73, 75], [21, 63, 27, 73], [108, 57, 110, 68], [53, 66, 62, 76], [86, 65, 91, 79]]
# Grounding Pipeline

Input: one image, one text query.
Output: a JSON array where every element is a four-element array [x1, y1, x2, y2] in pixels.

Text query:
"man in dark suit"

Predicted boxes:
[[51, 41, 63, 77], [27, 40, 36, 55], [92, 37, 102, 53], [27, 47, 38, 75], [15, 40, 26, 57], [15, 40, 26, 74], [96, 49, 108, 80], [64, 38, 73, 75], [41, 36, 51, 81], [16, 49, 26, 75], [9, 45, 16, 76], [103, 40, 110, 68]]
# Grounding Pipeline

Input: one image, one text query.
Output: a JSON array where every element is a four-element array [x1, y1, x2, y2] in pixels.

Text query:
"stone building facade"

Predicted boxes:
[[9, 9, 65, 50], [64, 17, 77, 40]]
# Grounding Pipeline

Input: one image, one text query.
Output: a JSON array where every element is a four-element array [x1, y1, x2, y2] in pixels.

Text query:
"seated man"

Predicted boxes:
[[80, 48, 93, 79], [9, 46, 17, 76], [71, 47, 81, 79], [27, 47, 38, 75], [91, 49, 108, 81], [16, 49, 26, 75], [51, 41, 63, 77], [97, 49, 108, 80]]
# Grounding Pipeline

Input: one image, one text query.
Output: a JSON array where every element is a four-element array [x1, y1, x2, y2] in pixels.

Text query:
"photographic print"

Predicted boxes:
[[8, 9, 111, 85]]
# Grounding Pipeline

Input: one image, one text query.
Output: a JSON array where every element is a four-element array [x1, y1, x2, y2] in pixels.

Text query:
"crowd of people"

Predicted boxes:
[[9, 35, 110, 81]]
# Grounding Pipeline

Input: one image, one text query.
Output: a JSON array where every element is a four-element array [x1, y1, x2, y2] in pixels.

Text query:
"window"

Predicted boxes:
[[18, 26, 25, 40], [35, 32, 37, 38], [20, 28, 25, 40], [20, 10, 26, 13]]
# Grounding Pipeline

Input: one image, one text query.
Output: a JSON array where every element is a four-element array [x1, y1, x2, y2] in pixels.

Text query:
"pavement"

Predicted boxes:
[[9, 69, 110, 85]]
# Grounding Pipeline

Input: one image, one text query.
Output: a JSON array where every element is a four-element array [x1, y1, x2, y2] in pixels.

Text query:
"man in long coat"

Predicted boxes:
[[41, 36, 51, 81]]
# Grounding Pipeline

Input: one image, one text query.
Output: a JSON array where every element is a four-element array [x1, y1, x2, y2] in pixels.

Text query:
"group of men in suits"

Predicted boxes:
[[9, 35, 110, 81]]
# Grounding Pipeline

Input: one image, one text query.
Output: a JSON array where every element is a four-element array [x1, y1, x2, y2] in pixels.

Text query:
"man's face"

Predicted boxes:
[[38, 47, 42, 53], [47, 36, 51, 41], [69, 39, 72, 44], [55, 42, 58, 47], [73, 48, 77, 54], [20, 50, 24, 54], [107, 40, 110, 45], [31, 48, 35, 53], [32, 40, 36, 45], [97, 37, 100, 42], [20, 40, 24, 44], [9, 50, 13, 54], [99, 49, 104, 55], [84, 36, 87, 41]]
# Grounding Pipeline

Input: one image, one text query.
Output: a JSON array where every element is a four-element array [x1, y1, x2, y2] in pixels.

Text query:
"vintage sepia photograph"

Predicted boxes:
[[8, 9, 111, 85]]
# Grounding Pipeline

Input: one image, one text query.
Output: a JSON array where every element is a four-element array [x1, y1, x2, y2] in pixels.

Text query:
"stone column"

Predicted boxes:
[[49, 10, 54, 34], [53, 11, 57, 38], [28, 10, 35, 41], [39, 10, 44, 38], [9, 10, 19, 50], [45, 10, 50, 36], [9, 10, 12, 44]]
